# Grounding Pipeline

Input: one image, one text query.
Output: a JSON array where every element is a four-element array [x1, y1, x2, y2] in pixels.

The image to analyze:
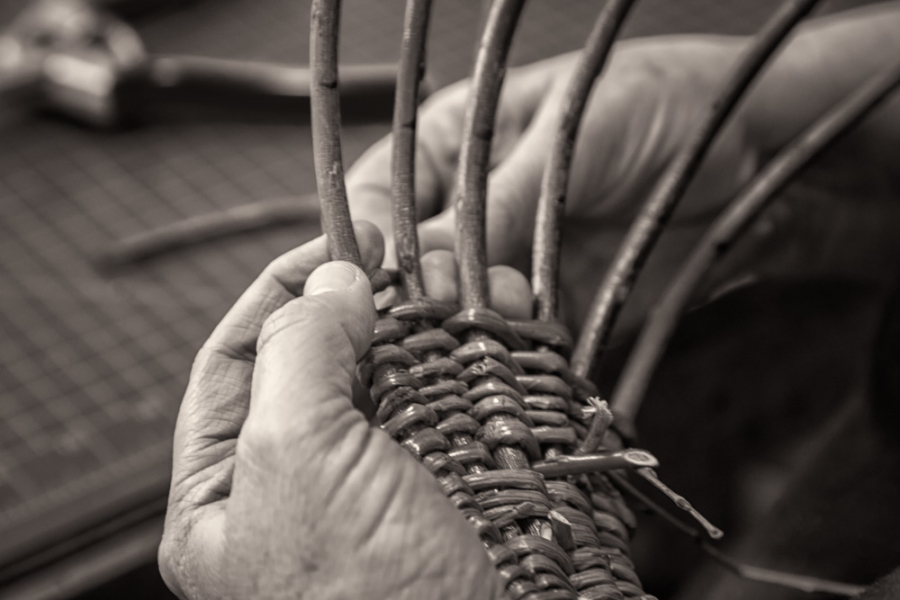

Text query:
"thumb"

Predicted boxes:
[[242, 261, 376, 468]]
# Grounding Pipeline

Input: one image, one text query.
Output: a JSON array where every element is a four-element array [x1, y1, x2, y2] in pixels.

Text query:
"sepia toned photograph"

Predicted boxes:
[[0, 1, 898, 599]]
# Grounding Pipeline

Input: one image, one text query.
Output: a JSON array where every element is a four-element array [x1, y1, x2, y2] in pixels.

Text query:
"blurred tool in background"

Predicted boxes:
[[0, 0, 415, 271], [0, 0, 404, 128], [4, 1, 892, 599]]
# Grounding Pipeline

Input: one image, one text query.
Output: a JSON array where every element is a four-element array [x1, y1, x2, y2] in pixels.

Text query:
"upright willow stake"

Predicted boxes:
[[571, 0, 821, 377], [611, 61, 900, 425], [455, 0, 527, 309], [310, 0, 361, 265], [452, 0, 538, 480], [392, 0, 433, 299], [532, 0, 636, 322]]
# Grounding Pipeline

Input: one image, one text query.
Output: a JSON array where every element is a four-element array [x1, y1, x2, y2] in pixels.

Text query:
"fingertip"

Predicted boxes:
[[297, 261, 377, 360], [346, 137, 394, 237], [419, 251, 533, 319], [304, 261, 364, 296], [418, 209, 456, 255], [352, 220, 386, 272], [421, 250, 458, 303], [488, 265, 533, 320]]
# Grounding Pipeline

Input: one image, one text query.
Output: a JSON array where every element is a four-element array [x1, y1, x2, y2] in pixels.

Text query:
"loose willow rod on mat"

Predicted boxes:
[[612, 61, 900, 425], [392, 0, 433, 300], [98, 196, 319, 268], [310, 0, 361, 265], [571, 0, 821, 377], [532, 0, 636, 323], [455, 0, 527, 309]]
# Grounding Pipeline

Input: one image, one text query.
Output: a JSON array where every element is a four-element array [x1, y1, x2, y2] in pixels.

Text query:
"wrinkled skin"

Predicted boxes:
[[159, 222, 533, 600], [341, 7, 900, 599], [348, 22, 900, 339], [349, 40, 759, 335], [161, 5, 900, 599]]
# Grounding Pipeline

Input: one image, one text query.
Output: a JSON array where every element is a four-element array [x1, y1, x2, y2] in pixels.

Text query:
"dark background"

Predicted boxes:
[[0, 1, 893, 599]]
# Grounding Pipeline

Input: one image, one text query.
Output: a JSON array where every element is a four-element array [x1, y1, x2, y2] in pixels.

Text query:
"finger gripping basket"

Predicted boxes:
[[308, 0, 900, 597], [311, 0, 649, 594], [309, 0, 649, 596]]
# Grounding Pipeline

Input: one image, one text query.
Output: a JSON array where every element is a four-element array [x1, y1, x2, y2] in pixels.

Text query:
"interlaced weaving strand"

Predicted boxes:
[[312, 0, 649, 597], [308, 0, 888, 598]]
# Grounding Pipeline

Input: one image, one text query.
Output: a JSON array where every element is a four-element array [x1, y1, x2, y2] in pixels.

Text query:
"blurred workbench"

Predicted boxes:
[[0, 1, 880, 599]]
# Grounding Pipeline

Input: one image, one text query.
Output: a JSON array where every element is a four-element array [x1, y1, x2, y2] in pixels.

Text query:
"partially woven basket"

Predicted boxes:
[[311, 1, 645, 597], [306, 0, 900, 598], [358, 302, 645, 599]]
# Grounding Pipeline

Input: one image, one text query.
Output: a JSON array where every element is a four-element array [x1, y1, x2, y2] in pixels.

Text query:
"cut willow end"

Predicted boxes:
[[570, 0, 821, 377], [611, 61, 900, 425], [310, 0, 362, 266], [532, 0, 636, 323], [702, 544, 867, 597], [455, 0, 527, 309], [392, 0, 433, 300]]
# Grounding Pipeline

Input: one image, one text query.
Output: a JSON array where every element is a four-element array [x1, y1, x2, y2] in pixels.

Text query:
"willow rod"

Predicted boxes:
[[452, 0, 539, 490], [99, 197, 319, 268], [392, 0, 433, 299], [609, 472, 866, 597], [532, 0, 636, 322], [310, 0, 361, 265], [571, 0, 821, 377], [612, 61, 900, 426], [455, 0, 527, 309]]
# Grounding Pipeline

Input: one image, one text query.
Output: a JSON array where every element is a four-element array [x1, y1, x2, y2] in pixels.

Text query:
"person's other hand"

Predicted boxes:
[[347, 38, 756, 336], [348, 31, 900, 339], [158, 222, 531, 600]]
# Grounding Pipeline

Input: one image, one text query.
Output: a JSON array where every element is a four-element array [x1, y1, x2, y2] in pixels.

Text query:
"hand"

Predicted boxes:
[[159, 222, 531, 600], [348, 28, 900, 338], [348, 38, 756, 336]]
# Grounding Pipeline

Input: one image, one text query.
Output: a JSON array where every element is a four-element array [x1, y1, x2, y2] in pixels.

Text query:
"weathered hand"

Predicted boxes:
[[348, 14, 900, 338], [159, 222, 532, 600], [347, 38, 756, 335]]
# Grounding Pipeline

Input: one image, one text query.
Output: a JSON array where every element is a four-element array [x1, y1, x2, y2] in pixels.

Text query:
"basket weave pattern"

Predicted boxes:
[[359, 300, 646, 600]]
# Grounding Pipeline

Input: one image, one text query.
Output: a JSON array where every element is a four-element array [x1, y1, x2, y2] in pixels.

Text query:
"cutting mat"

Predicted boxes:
[[0, 0, 835, 572]]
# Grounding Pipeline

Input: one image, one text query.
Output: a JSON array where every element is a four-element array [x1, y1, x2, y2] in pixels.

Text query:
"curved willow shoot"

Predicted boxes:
[[532, 0, 636, 322], [310, 0, 361, 265], [571, 0, 821, 377], [455, 0, 527, 309], [612, 62, 900, 425], [392, 0, 433, 299]]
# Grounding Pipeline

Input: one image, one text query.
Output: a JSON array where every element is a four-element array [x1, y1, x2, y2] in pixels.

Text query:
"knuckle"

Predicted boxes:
[[423, 77, 468, 109], [188, 346, 214, 376], [259, 256, 289, 284], [192, 344, 226, 370]]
